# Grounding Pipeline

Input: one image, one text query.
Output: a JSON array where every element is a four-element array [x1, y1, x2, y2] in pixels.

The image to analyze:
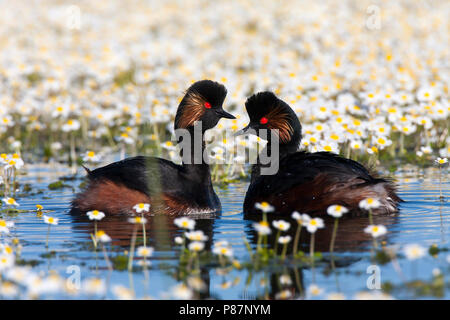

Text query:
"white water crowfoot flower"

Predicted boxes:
[[82, 151, 101, 163], [292, 211, 309, 224], [327, 204, 348, 254], [364, 225, 387, 238], [212, 244, 233, 258], [359, 198, 381, 210], [0, 254, 15, 272], [188, 241, 205, 252], [133, 203, 150, 214], [359, 197, 380, 224], [0, 219, 14, 234], [435, 157, 448, 165], [255, 201, 274, 213], [403, 244, 426, 260], [272, 220, 291, 231], [307, 284, 324, 298], [137, 246, 154, 257], [128, 216, 148, 224], [2, 197, 19, 207], [174, 217, 195, 230], [364, 224, 387, 250], [174, 236, 185, 245], [95, 230, 111, 243], [253, 220, 271, 235], [327, 205, 348, 218], [278, 235, 291, 244], [185, 230, 208, 242], [0, 243, 14, 255], [304, 217, 324, 233], [43, 215, 59, 225], [86, 210, 105, 221], [61, 119, 80, 132]]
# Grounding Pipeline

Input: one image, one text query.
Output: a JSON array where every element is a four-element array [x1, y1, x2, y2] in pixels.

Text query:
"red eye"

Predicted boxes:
[[260, 117, 268, 124], [204, 102, 212, 109]]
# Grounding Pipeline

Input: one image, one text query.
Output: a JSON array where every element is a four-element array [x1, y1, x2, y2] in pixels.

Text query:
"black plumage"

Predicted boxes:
[[240, 91, 402, 216], [71, 80, 235, 215]]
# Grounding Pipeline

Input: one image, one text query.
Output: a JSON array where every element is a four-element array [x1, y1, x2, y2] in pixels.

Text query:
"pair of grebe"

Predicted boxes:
[[72, 80, 401, 216]]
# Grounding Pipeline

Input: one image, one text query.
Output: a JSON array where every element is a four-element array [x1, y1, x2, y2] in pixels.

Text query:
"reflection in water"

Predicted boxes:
[[244, 213, 399, 252], [12, 164, 448, 299], [69, 189, 401, 299]]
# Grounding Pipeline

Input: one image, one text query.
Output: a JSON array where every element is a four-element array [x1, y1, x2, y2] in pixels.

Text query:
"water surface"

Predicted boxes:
[[7, 163, 450, 299]]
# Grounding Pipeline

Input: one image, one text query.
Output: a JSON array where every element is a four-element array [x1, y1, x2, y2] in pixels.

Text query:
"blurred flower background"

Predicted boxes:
[[0, 0, 448, 172]]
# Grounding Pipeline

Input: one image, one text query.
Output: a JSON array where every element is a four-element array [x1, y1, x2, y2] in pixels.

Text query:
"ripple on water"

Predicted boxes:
[[4, 164, 450, 299]]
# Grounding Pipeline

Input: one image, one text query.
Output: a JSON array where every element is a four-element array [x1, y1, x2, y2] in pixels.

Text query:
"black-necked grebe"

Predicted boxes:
[[237, 91, 402, 216], [72, 80, 235, 215]]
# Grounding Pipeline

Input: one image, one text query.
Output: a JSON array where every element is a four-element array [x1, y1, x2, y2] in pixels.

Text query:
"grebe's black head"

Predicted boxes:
[[175, 80, 235, 131], [236, 91, 302, 146]]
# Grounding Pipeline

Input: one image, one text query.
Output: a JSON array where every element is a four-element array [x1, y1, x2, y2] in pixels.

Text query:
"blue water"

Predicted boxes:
[[5, 163, 450, 299]]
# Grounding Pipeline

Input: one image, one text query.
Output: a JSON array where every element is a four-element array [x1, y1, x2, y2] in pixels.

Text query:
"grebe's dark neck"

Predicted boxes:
[[177, 126, 213, 184], [250, 130, 301, 183]]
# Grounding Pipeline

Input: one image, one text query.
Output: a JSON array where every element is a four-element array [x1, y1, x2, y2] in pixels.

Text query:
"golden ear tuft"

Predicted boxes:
[[176, 91, 207, 128], [265, 106, 293, 143]]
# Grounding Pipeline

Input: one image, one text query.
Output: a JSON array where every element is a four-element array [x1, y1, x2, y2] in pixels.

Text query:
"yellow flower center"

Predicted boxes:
[[260, 221, 269, 227], [96, 230, 105, 237]]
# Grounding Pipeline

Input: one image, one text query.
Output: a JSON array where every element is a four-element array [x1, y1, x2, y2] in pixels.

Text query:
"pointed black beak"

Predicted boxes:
[[215, 108, 236, 119], [234, 123, 251, 136]]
